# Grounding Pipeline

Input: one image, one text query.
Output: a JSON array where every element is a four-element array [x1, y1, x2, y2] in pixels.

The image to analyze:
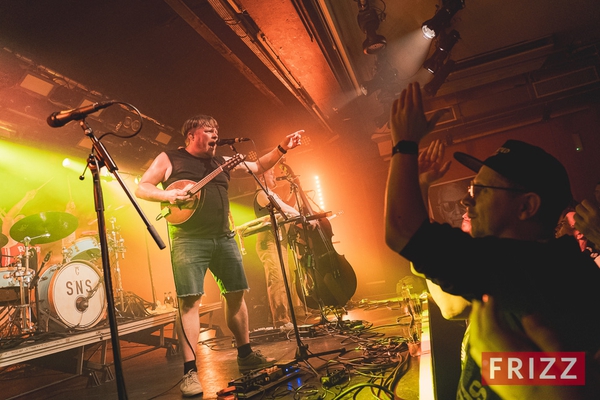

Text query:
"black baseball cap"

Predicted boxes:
[[454, 140, 573, 216]]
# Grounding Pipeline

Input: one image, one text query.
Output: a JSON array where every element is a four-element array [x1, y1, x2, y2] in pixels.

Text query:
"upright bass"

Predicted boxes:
[[281, 163, 357, 309]]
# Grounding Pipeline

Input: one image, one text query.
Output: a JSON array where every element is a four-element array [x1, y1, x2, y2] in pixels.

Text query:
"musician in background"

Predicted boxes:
[[1, 189, 40, 268], [135, 113, 302, 397], [253, 167, 301, 331]]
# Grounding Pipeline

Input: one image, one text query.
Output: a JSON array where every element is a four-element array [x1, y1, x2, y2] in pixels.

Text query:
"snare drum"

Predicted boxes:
[[0, 266, 34, 289], [0, 266, 34, 304], [67, 236, 101, 262], [37, 261, 106, 331]]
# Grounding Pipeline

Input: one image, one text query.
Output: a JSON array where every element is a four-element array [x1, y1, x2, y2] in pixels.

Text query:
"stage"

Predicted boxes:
[[0, 297, 432, 399]]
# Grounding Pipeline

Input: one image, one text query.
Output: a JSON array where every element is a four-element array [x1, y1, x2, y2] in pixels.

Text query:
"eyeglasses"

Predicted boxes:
[[439, 201, 464, 213], [468, 180, 526, 198]]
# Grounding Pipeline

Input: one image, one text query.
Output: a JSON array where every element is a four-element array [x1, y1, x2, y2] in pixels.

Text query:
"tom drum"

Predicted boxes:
[[67, 236, 101, 262], [37, 261, 106, 331]]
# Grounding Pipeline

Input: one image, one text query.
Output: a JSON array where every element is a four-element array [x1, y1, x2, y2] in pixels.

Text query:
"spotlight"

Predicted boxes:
[[424, 59, 456, 97], [423, 30, 460, 74], [422, 0, 465, 40], [360, 63, 398, 96], [357, 0, 387, 55]]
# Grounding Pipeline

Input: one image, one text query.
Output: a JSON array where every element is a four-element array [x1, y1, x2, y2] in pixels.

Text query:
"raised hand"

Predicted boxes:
[[418, 139, 451, 187], [390, 82, 447, 145], [280, 130, 304, 151], [574, 199, 600, 250]]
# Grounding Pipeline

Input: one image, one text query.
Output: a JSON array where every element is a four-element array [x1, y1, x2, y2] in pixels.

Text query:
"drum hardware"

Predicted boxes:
[[3, 217, 74, 334], [61, 245, 70, 264], [1, 237, 40, 334], [107, 217, 127, 314]]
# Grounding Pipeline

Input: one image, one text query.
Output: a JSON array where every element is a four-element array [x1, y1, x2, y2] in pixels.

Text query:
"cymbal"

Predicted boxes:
[[10, 212, 79, 244], [0, 232, 7, 248]]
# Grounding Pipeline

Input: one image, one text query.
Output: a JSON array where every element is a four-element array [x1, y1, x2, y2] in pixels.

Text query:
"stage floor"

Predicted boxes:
[[0, 297, 426, 400]]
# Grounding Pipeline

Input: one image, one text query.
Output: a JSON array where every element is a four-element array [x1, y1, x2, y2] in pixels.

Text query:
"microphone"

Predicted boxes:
[[216, 137, 251, 146], [275, 176, 289, 181], [31, 250, 52, 288], [42, 250, 52, 264], [47, 101, 115, 128]]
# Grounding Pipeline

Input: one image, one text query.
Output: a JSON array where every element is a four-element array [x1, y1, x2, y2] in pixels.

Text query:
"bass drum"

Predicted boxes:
[[37, 261, 106, 331]]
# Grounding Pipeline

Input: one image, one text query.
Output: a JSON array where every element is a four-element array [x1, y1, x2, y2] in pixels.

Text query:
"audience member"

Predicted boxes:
[[576, 203, 600, 258], [384, 82, 600, 399], [413, 140, 471, 320], [469, 295, 600, 399], [574, 181, 600, 264]]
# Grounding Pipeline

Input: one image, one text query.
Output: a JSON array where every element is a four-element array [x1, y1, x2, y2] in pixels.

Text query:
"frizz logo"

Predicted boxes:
[[481, 352, 585, 385]]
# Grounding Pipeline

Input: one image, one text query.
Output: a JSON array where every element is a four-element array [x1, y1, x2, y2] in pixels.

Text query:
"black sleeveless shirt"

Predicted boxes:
[[164, 148, 231, 239]]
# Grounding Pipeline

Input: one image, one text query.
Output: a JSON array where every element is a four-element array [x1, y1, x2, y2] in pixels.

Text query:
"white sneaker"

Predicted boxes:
[[180, 370, 203, 397], [280, 322, 294, 331]]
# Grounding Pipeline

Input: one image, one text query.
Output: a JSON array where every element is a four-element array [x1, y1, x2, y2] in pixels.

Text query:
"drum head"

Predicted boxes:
[[39, 261, 106, 330]]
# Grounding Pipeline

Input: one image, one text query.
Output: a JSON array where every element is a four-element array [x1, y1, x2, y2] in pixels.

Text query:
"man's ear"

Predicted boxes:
[[518, 192, 541, 220]]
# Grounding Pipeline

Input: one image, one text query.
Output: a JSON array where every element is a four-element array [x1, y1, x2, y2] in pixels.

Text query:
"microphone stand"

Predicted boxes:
[[236, 153, 345, 376], [78, 119, 166, 400]]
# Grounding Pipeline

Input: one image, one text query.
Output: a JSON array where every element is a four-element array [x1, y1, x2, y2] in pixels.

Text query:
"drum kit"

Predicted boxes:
[[0, 211, 128, 337]]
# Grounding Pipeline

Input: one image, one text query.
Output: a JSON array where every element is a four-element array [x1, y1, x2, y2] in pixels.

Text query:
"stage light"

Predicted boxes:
[[314, 175, 325, 211], [360, 63, 398, 96], [357, 0, 387, 55], [424, 59, 456, 97], [423, 30, 460, 74], [360, 77, 381, 96], [422, 0, 465, 40], [100, 168, 115, 182], [62, 158, 71, 168]]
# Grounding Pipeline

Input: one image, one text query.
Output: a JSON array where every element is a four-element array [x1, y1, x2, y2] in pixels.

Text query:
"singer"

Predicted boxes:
[[134, 114, 303, 397]]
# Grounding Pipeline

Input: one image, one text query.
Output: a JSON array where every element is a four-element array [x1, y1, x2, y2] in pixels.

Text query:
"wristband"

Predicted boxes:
[[392, 140, 418, 156], [277, 144, 288, 154]]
